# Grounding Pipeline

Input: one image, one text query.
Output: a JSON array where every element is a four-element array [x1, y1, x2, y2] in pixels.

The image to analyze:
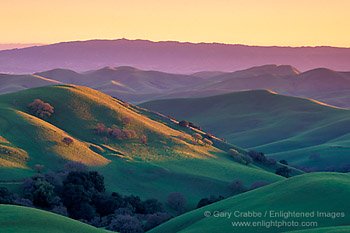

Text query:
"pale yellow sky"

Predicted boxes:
[[1, 0, 349, 47]]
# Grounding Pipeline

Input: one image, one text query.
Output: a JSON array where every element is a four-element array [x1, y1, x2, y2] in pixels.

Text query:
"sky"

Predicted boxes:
[[1, 0, 350, 47]]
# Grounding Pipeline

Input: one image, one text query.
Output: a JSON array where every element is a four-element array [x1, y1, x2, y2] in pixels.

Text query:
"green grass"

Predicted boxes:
[[140, 90, 350, 169], [0, 205, 112, 233], [149, 173, 350, 233], [0, 85, 284, 208], [309, 89, 350, 109]]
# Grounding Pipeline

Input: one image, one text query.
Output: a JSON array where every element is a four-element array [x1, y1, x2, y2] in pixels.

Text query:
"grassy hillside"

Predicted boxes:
[[309, 89, 350, 108], [0, 85, 284, 208], [0, 205, 112, 233], [140, 90, 350, 169], [0, 74, 61, 94], [150, 173, 350, 233]]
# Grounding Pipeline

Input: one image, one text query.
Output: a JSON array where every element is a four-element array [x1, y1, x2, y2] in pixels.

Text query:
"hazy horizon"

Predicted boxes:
[[2, 38, 350, 50], [2, 0, 350, 47]]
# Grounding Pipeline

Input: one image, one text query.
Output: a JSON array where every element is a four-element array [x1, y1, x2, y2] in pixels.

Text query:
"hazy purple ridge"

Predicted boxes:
[[0, 39, 350, 74]]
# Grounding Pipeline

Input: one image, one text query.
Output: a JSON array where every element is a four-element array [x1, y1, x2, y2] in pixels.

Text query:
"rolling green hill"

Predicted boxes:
[[140, 90, 350, 170], [0, 205, 112, 233], [309, 89, 350, 109], [0, 85, 284, 208], [149, 173, 350, 233]]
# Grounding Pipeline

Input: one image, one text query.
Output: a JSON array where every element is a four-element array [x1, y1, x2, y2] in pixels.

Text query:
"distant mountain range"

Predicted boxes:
[[0, 43, 44, 50], [0, 64, 349, 108], [0, 39, 350, 74]]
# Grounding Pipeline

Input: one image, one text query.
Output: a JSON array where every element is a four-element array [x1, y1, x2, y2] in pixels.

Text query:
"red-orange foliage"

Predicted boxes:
[[141, 135, 147, 144], [28, 99, 54, 118], [108, 128, 137, 139], [95, 124, 106, 135]]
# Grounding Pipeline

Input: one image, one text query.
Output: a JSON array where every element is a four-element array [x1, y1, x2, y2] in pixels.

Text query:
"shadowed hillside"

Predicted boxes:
[[140, 90, 350, 170], [150, 173, 350, 233], [0, 205, 112, 233]]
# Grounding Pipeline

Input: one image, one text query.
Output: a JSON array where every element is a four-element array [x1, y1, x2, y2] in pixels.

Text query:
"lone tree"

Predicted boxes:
[[280, 159, 288, 165], [28, 99, 54, 118], [62, 137, 74, 146], [141, 135, 147, 145], [192, 133, 202, 143], [179, 120, 189, 127]]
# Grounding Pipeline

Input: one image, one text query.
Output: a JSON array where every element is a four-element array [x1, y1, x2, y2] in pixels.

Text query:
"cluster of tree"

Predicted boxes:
[[195, 179, 273, 210], [189, 122, 201, 130], [197, 195, 225, 208], [204, 133, 214, 139], [28, 99, 54, 118], [107, 128, 137, 139], [178, 120, 201, 130], [248, 150, 268, 163], [275, 167, 292, 178], [0, 162, 173, 233], [247, 151, 293, 177], [291, 163, 350, 173], [228, 178, 270, 194], [94, 123, 138, 140], [192, 133, 202, 143], [228, 149, 252, 165], [191, 133, 213, 146], [248, 150, 279, 166], [326, 163, 350, 173]]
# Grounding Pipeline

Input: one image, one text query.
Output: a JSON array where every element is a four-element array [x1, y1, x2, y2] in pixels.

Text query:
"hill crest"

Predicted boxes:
[[1, 38, 350, 74]]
